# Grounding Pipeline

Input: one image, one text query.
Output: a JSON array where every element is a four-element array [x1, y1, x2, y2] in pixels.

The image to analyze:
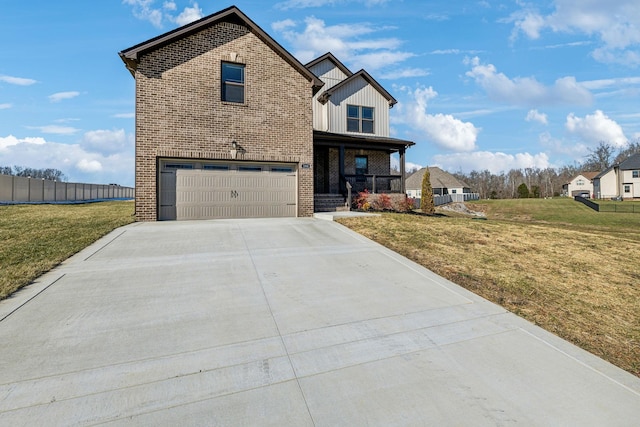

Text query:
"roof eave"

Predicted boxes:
[[118, 6, 324, 90]]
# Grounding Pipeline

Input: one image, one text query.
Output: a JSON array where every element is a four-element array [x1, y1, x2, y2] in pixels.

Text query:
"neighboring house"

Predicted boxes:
[[563, 172, 599, 198], [405, 167, 472, 198], [593, 153, 640, 200], [120, 6, 413, 221]]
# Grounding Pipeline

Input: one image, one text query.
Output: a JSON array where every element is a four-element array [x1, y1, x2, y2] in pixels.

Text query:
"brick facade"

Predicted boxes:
[[133, 21, 314, 221]]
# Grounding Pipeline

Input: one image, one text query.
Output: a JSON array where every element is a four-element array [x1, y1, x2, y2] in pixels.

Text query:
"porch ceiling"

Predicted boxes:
[[313, 130, 414, 153]]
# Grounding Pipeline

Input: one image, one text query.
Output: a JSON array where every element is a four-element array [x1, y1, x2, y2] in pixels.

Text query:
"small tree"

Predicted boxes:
[[421, 167, 435, 214], [517, 183, 530, 199], [531, 185, 541, 198]]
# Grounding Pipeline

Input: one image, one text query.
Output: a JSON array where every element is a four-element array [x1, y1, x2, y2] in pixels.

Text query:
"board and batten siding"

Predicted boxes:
[[326, 77, 391, 137], [310, 60, 350, 131], [309, 61, 349, 91]]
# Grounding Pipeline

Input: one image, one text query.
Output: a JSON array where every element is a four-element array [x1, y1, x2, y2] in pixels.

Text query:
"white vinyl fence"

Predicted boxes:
[[414, 193, 480, 208], [0, 174, 134, 203]]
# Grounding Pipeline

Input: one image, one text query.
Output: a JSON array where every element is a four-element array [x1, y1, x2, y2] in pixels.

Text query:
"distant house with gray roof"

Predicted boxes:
[[405, 167, 472, 199], [593, 153, 640, 199]]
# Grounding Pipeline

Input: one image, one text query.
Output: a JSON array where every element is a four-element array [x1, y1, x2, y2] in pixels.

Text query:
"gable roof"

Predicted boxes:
[[619, 152, 640, 170], [305, 52, 353, 78], [594, 153, 640, 179], [406, 167, 469, 191], [119, 5, 324, 91], [594, 166, 614, 180], [573, 171, 600, 182], [316, 69, 397, 107]]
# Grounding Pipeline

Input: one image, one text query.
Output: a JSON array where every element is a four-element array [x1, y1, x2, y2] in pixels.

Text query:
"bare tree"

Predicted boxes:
[[583, 141, 615, 171], [614, 139, 640, 164]]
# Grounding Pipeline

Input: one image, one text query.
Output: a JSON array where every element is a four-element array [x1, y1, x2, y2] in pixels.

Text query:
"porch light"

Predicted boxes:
[[231, 140, 238, 159]]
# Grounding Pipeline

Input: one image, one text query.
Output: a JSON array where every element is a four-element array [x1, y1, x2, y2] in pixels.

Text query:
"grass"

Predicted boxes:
[[337, 198, 640, 377], [0, 201, 135, 300]]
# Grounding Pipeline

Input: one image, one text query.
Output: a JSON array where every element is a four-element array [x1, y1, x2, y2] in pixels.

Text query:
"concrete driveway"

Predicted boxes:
[[1, 218, 639, 426]]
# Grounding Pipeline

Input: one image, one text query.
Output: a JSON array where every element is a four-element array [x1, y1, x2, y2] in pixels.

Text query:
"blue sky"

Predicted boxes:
[[1, 1, 639, 186]]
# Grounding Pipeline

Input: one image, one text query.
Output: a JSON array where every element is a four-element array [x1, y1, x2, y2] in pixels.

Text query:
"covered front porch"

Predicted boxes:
[[313, 131, 414, 211]]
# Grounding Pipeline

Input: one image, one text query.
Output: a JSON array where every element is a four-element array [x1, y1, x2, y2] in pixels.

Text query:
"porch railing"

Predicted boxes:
[[343, 174, 403, 194]]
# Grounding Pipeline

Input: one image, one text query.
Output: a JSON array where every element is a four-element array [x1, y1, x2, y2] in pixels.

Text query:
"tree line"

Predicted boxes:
[[448, 140, 640, 199], [0, 166, 68, 182]]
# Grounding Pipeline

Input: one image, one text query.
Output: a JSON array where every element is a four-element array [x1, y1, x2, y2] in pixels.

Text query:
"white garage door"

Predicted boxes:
[[158, 161, 297, 220]]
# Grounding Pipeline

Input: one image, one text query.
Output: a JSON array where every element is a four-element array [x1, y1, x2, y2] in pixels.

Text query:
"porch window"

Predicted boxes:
[[222, 62, 245, 103], [355, 155, 368, 175], [347, 105, 374, 134]]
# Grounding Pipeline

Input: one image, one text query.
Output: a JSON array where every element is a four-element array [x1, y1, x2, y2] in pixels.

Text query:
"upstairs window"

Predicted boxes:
[[633, 170, 639, 178], [222, 62, 245, 103], [347, 105, 374, 134]]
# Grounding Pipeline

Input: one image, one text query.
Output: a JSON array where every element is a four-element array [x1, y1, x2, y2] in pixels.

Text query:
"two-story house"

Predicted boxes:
[[593, 153, 640, 199], [120, 6, 413, 221]]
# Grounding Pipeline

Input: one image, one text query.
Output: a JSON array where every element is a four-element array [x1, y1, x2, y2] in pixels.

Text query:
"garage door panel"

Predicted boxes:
[[174, 168, 296, 220]]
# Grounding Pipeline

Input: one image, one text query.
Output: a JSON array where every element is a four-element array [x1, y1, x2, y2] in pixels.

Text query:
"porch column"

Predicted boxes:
[[339, 144, 345, 193], [399, 147, 406, 193]]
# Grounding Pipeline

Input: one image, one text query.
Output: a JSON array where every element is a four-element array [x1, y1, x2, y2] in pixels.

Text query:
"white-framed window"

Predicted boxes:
[[222, 62, 245, 103], [633, 170, 639, 178], [624, 185, 631, 193], [347, 105, 374, 134]]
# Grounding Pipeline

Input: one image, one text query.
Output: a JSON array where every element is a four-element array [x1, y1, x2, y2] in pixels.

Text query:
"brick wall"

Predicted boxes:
[[134, 21, 314, 220], [326, 148, 390, 193]]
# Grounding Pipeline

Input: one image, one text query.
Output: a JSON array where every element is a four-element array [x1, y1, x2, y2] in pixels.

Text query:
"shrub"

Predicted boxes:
[[374, 193, 393, 211], [396, 197, 415, 212], [354, 189, 371, 210]]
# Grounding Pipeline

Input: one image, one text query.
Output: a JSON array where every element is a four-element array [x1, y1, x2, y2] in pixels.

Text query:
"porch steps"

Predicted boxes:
[[314, 194, 349, 212]]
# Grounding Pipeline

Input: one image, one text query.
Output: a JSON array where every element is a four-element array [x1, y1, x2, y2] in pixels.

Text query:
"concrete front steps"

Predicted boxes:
[[314, 193, 349, 212]]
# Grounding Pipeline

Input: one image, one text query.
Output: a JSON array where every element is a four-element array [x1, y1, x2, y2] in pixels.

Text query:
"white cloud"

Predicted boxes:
[[379, 68, 430, 80], [81, 129, 131, 155], [276, 0, 389, 10], [112, 112, 135, 119], [173, 3, 203, 26], [395, 86, 479, 152], [0, 133, 134, 185], [526, 109, 548, 125], [48, 91, 80, 103], [0, 103, 11, 109], [77, 159, 103, 172], [510, 1, 640, 66], [29, 125, 81, 135], [565, 110, 627, 147], [123, 0, 163, 27], [273, 16, 411, 71], [433, 151, 551, 174], [125, 0, 203, 28], [465, 57, 593, 106], [0, 75, 37, 86], [390, 155, 423, 172], [163, 1, 177, 11], [272, 19, 297, 32], [0, 135, 46, 151]]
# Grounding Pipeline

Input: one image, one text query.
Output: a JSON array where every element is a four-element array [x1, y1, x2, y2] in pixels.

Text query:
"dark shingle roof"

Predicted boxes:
[[619, 153, 640, 170]]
